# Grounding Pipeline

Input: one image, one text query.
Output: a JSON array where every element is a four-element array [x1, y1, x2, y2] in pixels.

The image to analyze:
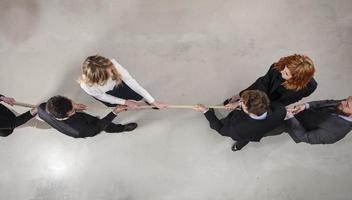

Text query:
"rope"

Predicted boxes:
[[13, 102, 36, 108], [12, 101, 227, 110]]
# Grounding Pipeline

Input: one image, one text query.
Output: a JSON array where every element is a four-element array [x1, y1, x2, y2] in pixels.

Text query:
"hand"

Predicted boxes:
[[73, 103, 87, 111], [193, 104, 208, 112], [113, 105, 127, 113], [289, 104, 306, 115], [0, 96, 16, 106], [225, 101, 240, 110], [125, 100, 140, 109], [30, 106, 38, 116], [151, 100, 169, 109], [227, 94, 240, 104], [285, 109, 294, 120]]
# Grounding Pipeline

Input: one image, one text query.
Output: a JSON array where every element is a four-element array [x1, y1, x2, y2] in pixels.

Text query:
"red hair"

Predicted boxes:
[[274, 54, 315, 91]]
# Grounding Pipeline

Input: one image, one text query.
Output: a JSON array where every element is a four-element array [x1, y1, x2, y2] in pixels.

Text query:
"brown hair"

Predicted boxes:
[[241, 90, 270, 116], [79, 55, 122, 86], [46, 95, 73, 119], [274, 54, 315, 91]]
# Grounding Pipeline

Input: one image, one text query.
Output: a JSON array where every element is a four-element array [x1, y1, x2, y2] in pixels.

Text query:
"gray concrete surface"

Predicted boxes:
[[0, 0, 352, 199]]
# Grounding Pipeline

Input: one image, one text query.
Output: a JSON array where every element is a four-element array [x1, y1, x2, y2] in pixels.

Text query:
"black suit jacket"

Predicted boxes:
[[240, 65, 317, 106], [286, 99, 352, 144], [204, 103, 286, 142], [0, 95, 34, 137], [38, 103, 117, 138]]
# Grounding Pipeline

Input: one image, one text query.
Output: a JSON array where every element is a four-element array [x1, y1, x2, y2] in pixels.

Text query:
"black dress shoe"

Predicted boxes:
[[231, 143, 239, 151], [231, 141, 249, 151], [144, 101, 159, 110], [123, 123, 138, 132]]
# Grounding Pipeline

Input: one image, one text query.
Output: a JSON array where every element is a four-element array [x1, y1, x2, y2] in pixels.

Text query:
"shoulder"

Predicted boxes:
[[110, 59, 124, 69], [304, 78, 318, 91], [37, 103, 51, 119], [80, 81, 91, 89], [76, 112, 97, 119], [269, 63, 276, 70], [270, 102, 286, 119], [110, 58, 129, 75], [266, 64, 280, 77], [38, 103, 47, 112], [80, 81, 100, 93]]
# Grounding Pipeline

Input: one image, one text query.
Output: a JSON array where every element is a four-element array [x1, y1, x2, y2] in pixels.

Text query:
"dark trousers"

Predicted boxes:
[[96, 82, 143, 107], [104, 123, 125, 133]]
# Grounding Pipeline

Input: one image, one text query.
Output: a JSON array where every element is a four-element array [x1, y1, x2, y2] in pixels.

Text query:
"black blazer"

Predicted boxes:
[[38, 103, 117, 138], [240, 65, 318, 106], [286, 99, 352, 144], [0, 95, 34, 137], [204, 102, 286, 142]]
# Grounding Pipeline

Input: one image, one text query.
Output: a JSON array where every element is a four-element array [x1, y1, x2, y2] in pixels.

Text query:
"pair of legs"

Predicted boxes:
[[97, 83, 144, 107]]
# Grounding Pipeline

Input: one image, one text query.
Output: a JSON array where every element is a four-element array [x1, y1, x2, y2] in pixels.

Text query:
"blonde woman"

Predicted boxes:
[[79, 55, 168, 109]]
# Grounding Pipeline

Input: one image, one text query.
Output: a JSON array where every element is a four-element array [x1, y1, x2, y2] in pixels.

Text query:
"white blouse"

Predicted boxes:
[[80, 59, 155, 105]]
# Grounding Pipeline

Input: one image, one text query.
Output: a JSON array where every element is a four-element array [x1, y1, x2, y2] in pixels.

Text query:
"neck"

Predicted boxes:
[[55, 110, 75, 121], [248, 112, 268, 120]]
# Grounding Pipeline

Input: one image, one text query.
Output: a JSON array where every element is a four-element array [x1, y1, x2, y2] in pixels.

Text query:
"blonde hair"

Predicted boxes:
[[274, 54, 315, 91], [79, 55, 122, 86]]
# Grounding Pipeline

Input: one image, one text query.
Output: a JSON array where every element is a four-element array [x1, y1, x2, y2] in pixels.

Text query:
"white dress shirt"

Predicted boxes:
[[249, 112, 268, 120], [80, 59, 155, 105]]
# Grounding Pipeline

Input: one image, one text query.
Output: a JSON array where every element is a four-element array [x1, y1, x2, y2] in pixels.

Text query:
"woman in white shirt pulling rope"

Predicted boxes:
[[79, 55, 168, 109]]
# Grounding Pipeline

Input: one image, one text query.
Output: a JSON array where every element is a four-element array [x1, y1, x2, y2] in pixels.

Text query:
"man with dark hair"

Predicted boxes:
[[194, 90, 286, 151], [38, 95, 137, 138], [1, 94, 37, 137], [285, 96, 352, 144]]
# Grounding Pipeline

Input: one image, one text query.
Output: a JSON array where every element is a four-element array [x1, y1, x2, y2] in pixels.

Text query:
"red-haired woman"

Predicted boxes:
[[224, 54, 317, 107]]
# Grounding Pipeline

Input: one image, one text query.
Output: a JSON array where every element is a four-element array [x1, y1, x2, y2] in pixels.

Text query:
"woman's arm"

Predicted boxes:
[[111, 59, 155, 103], [80, 83, 126, 105]]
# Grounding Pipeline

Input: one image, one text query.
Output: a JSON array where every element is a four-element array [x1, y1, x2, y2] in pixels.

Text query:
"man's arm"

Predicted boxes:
[[13, 111, 36, 128], [81, 105, 127, 136], [286, 117, 333, 144], [77, 112, 117, 137], [307, 99, 341, 109], [204, 111, 226, 135]]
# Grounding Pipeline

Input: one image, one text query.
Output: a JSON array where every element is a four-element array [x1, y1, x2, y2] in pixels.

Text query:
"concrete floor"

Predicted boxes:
[[0, 0, 352, 199]]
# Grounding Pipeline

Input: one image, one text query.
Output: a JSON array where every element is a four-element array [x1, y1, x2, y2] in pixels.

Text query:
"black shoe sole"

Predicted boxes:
[[231, 144, 240, 151]]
